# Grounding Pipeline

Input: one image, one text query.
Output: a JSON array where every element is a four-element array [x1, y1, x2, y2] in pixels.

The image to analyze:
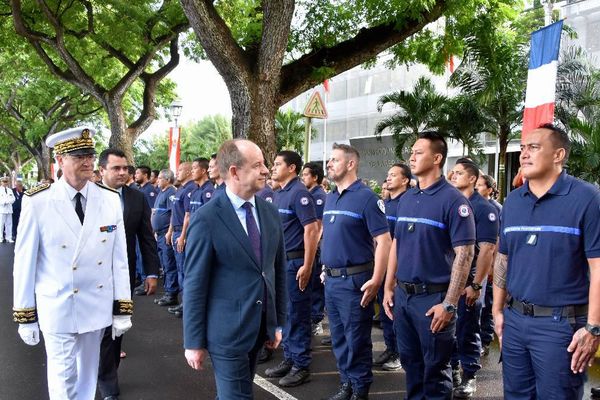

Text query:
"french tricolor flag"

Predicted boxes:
[[522, 20, 563, 138]]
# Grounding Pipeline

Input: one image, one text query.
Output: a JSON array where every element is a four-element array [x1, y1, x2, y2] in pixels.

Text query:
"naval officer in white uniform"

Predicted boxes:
[[12, 127, 132, 400]]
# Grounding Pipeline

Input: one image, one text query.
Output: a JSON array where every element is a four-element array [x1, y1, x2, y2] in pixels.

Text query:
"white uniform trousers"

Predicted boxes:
[[0, 213, 12, 241], [43, 329, 104, 400]]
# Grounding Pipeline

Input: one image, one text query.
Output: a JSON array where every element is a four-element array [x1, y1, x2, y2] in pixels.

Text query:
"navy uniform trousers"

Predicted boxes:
[[394, 287, 456, 400], [502, 306, 586, 399], [157, 231, 179, 294], [283, 257, 312, 368], [171, 230, 185, 292], [325, 270, 374, 395], [451, 295, 483, 377]]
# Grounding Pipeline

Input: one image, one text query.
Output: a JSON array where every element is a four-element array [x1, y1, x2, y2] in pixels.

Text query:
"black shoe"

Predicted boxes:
[[133, 284, 146, 296], [480, 344, 490, 356], [155, 294, 178, 306], [265, 359, 293, 378], [321, 335, 332, 346], [103, 396, 119, 400], [373, 348, 394, 366], [452, 367, 462, 389], [322, 382, 352, 400], [382, 353, 402, 371], [454, 377, 476, 398], [168, 304, 183, 313], [350, 393, 368, 400], [257, 346, 274, 364], [278, 366, 310, 387], [592, 387, 600, 398]]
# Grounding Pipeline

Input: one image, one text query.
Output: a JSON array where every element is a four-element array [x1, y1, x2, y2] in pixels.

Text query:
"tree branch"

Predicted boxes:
[[280, 0, 448, 104], [64, 0, 94, 39], [180, 0, 252, 85], [257, 0, 294, 81]]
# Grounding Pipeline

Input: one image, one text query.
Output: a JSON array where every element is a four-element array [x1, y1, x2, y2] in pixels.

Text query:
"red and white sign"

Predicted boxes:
[[169, 126, 181, 174]]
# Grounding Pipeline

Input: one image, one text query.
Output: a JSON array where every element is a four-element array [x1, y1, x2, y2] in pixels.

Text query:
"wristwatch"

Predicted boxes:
[[585, 323, 600, 337], [443, 302, 457, 314], [470, 282, 483, 291]]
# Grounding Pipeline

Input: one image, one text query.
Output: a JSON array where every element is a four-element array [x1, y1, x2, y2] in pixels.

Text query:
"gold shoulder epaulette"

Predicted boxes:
[[24, 183, 50, 197], [96, 182, 118, 194]]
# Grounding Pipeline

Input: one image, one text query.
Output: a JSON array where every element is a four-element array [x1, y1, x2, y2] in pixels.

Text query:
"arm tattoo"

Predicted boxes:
[[493, 253, 508, 289], [445, 245, 475, 305]]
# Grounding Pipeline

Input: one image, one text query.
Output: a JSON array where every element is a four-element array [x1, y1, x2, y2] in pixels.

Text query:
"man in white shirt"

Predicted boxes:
[[0, 176, 16, 243]]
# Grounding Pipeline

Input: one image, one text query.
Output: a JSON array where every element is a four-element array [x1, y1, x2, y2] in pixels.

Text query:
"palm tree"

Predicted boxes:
[[275, 109, 306, 155], [449, 14, 532, 201], [375, 76, 447, 159]]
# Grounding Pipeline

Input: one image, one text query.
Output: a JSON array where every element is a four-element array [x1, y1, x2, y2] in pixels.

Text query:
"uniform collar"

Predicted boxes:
[[388, 190, 407, 202], [199, 180, 212, 190], [309, 185, 323, 194], [280, 176, 300, 192], [334, 179, 362, 195], [60, 177, 90, 201], [182, 180, 196, 190], [521, 170, 571, 198], [414, 176, 446, 195]]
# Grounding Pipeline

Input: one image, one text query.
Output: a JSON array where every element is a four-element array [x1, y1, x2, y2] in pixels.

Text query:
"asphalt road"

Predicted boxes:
[[1, 242, 598, 399]]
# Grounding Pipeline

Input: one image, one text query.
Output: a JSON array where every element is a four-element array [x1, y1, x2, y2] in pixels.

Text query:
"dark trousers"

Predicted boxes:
[[209, 315, 267, 400], [310, 249, 325, 324], [282, 258, 312, 369], [502, 307, 586, 399], [377, 282, 397, 352], [172, 230, 186, 293], [451, 294, 483, 377], [98, 327, 123, 397], [12, 211, 19, 239], [394, 287, 456, 400], [480, 280, 495, 346], [134, 239, 145, 282], [157, 232, 179, 294], [325, 270, 374, 395]]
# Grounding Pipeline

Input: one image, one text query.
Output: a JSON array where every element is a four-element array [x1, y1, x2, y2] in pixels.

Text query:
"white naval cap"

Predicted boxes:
[[46, 126, 96, 155]]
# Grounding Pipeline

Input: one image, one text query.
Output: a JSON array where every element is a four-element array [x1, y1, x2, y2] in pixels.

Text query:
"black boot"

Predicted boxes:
[[322, 382, 352, 400], [265, 359, 293, 378]]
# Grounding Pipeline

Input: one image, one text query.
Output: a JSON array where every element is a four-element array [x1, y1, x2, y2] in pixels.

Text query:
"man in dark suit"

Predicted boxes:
[[184, 139, 287, 400], [12, 180, 24, 240], [97, 148, 160, 400]]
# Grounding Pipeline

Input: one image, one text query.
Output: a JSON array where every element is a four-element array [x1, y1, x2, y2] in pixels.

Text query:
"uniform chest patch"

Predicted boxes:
[[266, 197, 273, 203], [458, 204, 471, 218], [377, 199, 385, 213], [488, 212, 496, 222], [150, 192, 155, 196], [206, 192, 211, 199], [300, 196, 309, 205]]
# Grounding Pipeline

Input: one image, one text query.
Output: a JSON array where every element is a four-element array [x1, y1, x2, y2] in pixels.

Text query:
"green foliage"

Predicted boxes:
[[180, 115, 232, 161], [133, 133, 170, 170], [275, 109, 308, 155], [374, 76, 446, 159]]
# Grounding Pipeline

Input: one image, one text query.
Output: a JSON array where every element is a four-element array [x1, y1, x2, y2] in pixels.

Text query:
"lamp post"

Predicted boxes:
[[169, 101, 183, 173]]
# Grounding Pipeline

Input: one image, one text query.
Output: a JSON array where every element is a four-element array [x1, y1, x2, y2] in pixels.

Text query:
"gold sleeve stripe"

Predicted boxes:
[[113, 300, 133, 316], [13, 307, 38, 323]]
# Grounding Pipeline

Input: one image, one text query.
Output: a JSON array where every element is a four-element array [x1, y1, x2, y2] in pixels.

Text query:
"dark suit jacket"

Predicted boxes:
[[183, 191, 287, 354], [121, 185, 160, 287]]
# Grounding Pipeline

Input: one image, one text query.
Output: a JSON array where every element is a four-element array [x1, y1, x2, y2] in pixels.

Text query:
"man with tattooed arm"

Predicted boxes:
[[492, 123, 600, 399]]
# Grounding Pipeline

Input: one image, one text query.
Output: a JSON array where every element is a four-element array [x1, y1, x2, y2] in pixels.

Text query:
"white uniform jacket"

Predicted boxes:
[[12, 179, 131, 334], [0, 186, 15, 214]]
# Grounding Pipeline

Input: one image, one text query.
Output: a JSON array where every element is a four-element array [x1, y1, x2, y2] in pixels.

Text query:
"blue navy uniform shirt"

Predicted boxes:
[[274, 177, 318, 252], [211, 182, 226, 200], [469, 191, 499, 276], [309, 186, 327, 220], [187, 180, 215, 214], [385, 192, 406, 239], [321, 179, 389, 268], [138, 183, 158, 208], [499, 171, 600, 306], [152, 186, 176, 232], [257, 185, 275, 203], [171, 180, 197, 228], [394, 176, 476, 285]]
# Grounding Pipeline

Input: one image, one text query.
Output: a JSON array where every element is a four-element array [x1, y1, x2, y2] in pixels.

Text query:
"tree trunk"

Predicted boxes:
[[106, 101, 135, 163], [497, 125, 510, 202]]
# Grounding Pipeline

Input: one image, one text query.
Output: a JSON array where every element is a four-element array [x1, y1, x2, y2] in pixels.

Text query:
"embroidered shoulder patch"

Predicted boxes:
[[24, 183, 50, 197]]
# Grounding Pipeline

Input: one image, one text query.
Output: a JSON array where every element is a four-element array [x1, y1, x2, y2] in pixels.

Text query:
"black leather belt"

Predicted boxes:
[[286, 250, 304, 260], [325, 261, 374, 277], [397, 280, 449, 295], [508, 298, 588, 318]]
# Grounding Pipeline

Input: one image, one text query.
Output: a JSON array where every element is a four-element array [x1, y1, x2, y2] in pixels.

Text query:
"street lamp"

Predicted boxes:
[[170, 100, 183, 128]]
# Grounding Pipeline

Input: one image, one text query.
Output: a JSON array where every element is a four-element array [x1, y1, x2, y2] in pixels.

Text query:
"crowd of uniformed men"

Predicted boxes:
[[11, 123, 600, 400]]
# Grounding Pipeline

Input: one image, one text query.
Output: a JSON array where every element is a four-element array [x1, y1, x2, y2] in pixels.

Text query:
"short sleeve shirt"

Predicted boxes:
[[151, 186, 176, 232], [385, 192, 406, 239], [274, 178, 318, 252], [257, 185, 275, 203], [139, 183, 158, 208], [468, 191, 499, 276], [395, 176, 476, 284], [321, 180, 389, 268], [498, 171, 600, 306], [171, 180, 197, 228], [310, 186, 327, 220], [188, 180, 215, 214]]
